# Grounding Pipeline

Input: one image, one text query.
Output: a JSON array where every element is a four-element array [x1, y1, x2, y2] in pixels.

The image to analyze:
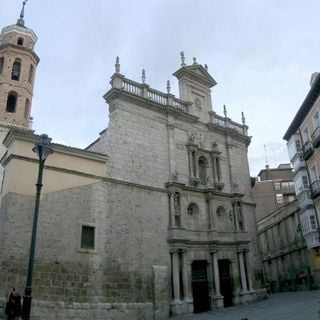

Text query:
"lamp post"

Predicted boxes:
[[22, 134, 53, 320]]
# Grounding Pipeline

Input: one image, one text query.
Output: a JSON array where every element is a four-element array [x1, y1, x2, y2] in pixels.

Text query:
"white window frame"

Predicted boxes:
[[276, 194, 283, 203], [313, 110, 320, 130]]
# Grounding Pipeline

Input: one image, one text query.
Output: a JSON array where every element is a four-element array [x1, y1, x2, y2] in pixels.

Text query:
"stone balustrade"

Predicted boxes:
[[110, 74, 248, 136]]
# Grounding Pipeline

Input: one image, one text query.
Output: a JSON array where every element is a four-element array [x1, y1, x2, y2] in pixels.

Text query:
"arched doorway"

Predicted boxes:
[[191, 260, 210, 313]]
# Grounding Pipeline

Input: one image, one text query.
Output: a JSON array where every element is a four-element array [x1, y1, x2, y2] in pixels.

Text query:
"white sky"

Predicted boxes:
[[1, 0, 319, 176]]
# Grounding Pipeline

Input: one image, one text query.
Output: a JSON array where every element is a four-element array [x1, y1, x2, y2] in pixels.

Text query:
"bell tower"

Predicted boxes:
[[0, 1, 39, 129]]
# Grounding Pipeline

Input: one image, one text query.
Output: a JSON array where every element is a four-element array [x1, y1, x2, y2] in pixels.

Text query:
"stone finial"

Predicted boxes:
[[17, 0, 27, 26], [166, 80, 171, 94], [193, 57, 197, 65], [204, 64, 208, 71], [115, 56, 120, 73], [142, 69, 146, 84], [223, 104, 227, 117], [180, 51, 186, 66], [241, 111, 246, 125]]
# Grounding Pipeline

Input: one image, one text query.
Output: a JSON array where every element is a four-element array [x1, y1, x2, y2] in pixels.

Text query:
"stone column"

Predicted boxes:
[[206, 199, 212, 229], [211, 251, 224, 308], [181, 250, 189, 299], [188, 150, 192, 177], [195, 155, 199, 178], [212, 251, 221, 296], [170, 192, 175, 227], [171, 250, 181, 302], [238, 251, 248, 292], [233, 203, 239, 231], [208, 197, 216, 229], [167, 124, 176, 176], [244, 250, 253, 291], [211, 155, 216, 183]]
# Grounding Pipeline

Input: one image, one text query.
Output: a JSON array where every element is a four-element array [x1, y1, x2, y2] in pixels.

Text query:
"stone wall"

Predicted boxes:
[[0, 180, 170, 319], [89, 102, 170, 188]]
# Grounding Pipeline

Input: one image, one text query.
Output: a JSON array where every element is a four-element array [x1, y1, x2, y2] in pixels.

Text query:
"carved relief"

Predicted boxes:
[[198, 132, 205, 147]]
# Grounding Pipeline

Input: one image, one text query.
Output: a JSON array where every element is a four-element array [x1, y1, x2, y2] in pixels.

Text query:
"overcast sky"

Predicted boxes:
[[1, 0, 319, 176]]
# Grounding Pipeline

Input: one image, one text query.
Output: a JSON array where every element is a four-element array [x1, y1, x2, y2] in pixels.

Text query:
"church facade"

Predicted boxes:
[[0, 7, 265, 320]]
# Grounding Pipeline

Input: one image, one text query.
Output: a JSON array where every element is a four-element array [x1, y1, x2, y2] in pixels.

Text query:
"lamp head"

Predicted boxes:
[[32, 134, 54, 161]]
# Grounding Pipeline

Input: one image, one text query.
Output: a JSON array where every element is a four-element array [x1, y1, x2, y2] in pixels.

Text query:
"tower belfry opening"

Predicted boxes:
[[0, 0, 39, 128]]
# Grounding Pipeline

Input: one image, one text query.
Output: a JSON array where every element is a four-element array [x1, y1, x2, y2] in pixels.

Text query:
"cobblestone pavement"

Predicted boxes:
[[170, 290, 320, 320]]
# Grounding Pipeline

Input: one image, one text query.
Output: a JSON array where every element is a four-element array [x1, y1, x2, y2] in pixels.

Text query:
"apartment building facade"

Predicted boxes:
[[284, 72, 320, 284]]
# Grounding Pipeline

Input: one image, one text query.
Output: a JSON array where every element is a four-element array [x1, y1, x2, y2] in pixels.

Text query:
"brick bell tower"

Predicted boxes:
[[0, 1, 39, 129]]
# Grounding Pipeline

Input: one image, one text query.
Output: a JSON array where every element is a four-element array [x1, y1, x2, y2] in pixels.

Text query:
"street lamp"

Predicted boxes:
[[22, 134, 54, 320]]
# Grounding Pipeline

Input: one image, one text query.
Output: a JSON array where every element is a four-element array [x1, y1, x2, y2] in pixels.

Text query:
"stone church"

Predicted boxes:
[[0, 5, 264, 320]]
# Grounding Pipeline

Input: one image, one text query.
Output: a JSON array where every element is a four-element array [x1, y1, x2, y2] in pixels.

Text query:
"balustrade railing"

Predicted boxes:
[[148, 88, 167, 105], [115, 76, 246, 135], [211, 113, 247, 136], [122, 79, 142, 96], [120, 77, 189, 112]]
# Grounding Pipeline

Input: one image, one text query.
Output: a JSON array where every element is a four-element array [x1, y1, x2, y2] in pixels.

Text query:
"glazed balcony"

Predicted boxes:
[[312, 126, 320, 148], [302, 141, 314, 161], [304, 231, 320, 249], [297, 189, 313, 209], [311, 180, 320, 199]]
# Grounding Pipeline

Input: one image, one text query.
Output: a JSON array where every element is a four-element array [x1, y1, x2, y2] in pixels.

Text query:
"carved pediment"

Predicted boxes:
[[173, 64, 217, 88]]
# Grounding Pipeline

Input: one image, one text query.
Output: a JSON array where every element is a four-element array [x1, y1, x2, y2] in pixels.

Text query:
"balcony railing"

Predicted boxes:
[[311, 180, 320, 199], [302, 140, 314, 160], [312, 126, 320, 148]]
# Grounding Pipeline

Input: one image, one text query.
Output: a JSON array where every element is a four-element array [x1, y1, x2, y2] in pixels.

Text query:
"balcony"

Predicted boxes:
[[312, 126, 320, 148], [302, 141, 314, 160], [297, 189, 313, 209], [311, 180, 320, 199], [304, 231, 320, 249]]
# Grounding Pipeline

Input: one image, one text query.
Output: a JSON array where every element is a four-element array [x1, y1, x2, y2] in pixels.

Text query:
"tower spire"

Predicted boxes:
[[17, 0, 28, 27]]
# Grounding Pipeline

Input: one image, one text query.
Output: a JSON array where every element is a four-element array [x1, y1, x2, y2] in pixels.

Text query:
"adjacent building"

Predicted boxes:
[[0, 7, 265, 320], [252, 164, 295, 222], [283, 72, 320, 285], [257, 200, 312, 292], [253, 164, 314, 292]]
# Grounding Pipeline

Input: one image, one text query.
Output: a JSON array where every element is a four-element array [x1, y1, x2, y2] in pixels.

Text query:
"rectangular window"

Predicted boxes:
[[274, 182, 281, 190], [276, 194, 283, 203], [313, 111, 320, 129], [310, 215, 317, 230], [81, 225, 95, 249], [295, 139, 302, 152], [302, 176, 309, 189]]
